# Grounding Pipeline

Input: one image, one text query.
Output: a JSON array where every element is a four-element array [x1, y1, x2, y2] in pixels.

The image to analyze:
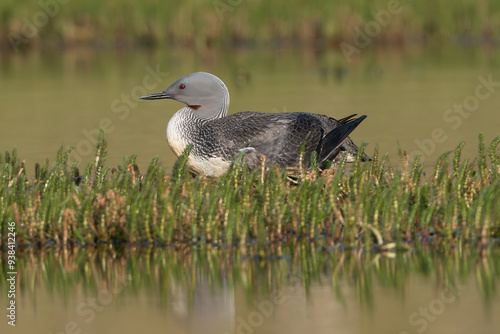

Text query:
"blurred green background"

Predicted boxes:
[[1, 0, 500, 51], [1, 2, 500, 334]]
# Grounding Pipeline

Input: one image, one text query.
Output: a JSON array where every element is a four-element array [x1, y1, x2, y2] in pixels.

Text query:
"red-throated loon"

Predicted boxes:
[[140, 72, 369, 177]]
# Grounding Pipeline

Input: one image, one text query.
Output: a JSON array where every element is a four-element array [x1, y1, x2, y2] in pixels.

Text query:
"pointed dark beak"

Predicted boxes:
[[139, 92, 172, 100]]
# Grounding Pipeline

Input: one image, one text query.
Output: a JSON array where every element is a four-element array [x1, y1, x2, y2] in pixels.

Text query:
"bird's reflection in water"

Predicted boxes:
[[170, 268, 235, 334]]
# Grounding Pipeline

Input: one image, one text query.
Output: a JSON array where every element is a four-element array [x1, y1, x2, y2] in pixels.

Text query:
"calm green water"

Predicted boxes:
[[1, 46, 500, 333], [1, 244, 499, 334], [1, 47, 500, 174]]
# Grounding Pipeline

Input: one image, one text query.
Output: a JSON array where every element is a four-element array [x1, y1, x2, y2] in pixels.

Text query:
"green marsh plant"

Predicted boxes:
[[0, 134, 499, 250]]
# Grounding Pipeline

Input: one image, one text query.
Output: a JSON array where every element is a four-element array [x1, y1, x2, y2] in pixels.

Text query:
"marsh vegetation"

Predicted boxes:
[[1, 134, 499, 250]]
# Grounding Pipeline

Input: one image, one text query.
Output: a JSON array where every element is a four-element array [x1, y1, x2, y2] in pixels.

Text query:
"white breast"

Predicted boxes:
[[166, 109, 191, 157], [166, 108, 231, 177], [186, 155, 231, 177]]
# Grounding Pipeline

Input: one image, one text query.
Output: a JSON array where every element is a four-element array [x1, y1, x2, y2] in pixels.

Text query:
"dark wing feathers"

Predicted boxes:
[[206, 111, 367, 169], [318, 115, 367, 167], [337, 114, 358, 124]]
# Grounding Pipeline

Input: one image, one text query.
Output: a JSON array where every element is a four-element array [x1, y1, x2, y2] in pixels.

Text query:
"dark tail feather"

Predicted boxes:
[[337, 113, 358, 124], [318, 115, 367, 168]]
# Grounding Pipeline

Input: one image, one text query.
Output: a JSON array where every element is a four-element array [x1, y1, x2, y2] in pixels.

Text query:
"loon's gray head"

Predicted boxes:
[[140, 72, 230, 120]]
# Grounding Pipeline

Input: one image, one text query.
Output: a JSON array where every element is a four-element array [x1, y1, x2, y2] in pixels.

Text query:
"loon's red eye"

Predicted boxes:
[[179, 84, 186, 89]]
